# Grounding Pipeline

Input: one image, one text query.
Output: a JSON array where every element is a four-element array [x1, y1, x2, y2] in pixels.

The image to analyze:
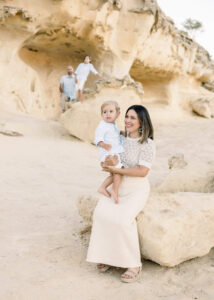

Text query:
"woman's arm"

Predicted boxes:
[[102, 164, 149, 177], [90, 64, 99, 75]]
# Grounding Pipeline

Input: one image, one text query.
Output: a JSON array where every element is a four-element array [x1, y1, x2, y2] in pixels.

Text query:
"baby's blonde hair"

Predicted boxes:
[[101, 101, 120, 113]]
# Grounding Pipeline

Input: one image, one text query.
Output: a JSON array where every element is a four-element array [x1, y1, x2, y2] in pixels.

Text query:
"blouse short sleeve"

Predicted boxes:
[[138, 139, 155, 169]]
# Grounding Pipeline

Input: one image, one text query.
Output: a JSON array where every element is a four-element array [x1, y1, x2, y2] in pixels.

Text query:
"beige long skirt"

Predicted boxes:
[[86, 176, 150, 268]]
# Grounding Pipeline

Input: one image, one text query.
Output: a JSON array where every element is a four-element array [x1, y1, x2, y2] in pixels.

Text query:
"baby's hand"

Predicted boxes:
[[104, 155, 119, 166], [104, 144, 112, 151]]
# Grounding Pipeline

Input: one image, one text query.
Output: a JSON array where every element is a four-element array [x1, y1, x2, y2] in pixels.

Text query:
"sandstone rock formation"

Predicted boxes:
[[1, 0, 214, 125], [77, 194, 99, 226], [157, 161, 214, 194], [202, 81, 214, 92], [168, 153, 187, 170], [191, 97, 214, 118], [77, 191, 214, 267], [137, 192, 214, 266]]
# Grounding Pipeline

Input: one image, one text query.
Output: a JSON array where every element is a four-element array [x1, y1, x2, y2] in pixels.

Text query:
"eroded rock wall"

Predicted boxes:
[[0, 0, 214, 119]]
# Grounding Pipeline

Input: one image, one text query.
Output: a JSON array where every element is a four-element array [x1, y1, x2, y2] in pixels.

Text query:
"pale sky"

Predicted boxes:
[[157, 0, 214, 57]]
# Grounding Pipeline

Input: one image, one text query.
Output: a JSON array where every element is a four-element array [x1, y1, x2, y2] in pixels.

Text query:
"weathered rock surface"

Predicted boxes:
[[1, 0, 214, 122], [157, 161, 214, 194], [191, 97, 214, 118], [202, 81, 214, 92], [77, 194, 99, 225], [77, 192, 214, 267], [168, 153, 187, 169], [138, 192, 214, 267]]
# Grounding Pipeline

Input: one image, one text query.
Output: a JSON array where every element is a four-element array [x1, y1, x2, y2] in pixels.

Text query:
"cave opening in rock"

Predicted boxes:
[[18, 27, 102, 116], [129, 58, 175, 106]]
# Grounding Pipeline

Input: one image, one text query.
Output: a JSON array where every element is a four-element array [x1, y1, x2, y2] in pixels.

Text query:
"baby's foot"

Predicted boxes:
[[98, 187, 111, 198], [109, 189, 119, 204]]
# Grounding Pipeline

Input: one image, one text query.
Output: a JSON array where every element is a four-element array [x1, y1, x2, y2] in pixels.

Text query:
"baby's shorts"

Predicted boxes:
[[101, 153, 123, 169]]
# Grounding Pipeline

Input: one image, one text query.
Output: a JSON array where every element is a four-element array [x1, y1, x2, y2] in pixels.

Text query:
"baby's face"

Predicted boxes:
[[101, 104, 119, 123]]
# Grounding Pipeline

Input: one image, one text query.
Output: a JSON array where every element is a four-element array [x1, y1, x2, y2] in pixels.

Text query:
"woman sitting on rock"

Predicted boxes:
[[86, 104, 156, 283]]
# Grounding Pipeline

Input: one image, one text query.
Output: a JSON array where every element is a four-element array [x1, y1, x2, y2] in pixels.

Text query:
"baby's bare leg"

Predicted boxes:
[[98, 175, 113, 198], [110, 173, 122, 204]]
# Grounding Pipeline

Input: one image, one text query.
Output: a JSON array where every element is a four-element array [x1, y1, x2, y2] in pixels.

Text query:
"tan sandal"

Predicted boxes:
[[97, 264, 110, 273], [121, 266, 142, 283]]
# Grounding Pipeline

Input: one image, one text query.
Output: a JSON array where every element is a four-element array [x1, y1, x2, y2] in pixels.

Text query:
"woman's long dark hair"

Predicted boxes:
[[125, 105, 154, 143]]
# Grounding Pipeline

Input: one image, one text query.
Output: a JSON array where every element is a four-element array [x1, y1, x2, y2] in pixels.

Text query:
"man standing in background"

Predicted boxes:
[[59, 66, 77, 113]]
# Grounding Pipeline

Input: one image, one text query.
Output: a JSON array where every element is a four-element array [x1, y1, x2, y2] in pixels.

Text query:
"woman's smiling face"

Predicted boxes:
[[125, 109, 141, 136]]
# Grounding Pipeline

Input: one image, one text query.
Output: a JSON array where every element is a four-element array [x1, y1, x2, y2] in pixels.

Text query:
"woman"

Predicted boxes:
[[87, 105, 155, 283], [75, 55, 101, 102]]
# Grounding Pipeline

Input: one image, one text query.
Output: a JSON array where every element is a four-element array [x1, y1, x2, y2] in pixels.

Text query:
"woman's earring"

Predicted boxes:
[[139, 127, 142, 134]]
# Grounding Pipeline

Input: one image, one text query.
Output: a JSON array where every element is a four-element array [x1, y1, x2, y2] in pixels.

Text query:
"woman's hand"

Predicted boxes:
[[102, 163, 150, 177]]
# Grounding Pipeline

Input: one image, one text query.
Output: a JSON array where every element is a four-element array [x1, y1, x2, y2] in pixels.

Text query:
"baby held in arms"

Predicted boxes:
[[94, 101, 124, 204]]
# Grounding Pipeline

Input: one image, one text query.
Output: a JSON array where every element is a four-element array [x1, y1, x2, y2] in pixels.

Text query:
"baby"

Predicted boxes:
[[94, 101, 124, 204]]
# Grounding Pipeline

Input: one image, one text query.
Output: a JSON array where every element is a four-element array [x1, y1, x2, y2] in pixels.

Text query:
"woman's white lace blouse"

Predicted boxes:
[[120, 136, 155, 169]]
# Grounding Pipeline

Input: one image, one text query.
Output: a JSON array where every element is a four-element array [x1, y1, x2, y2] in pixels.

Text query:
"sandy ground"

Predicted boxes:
[[0, 112, 214, 300]]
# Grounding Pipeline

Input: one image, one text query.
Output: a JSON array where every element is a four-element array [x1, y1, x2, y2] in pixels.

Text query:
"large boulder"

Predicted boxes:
[[77, 192, 214, 267], [191, 98, 214, 118], [138, 192, 214, 266]]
